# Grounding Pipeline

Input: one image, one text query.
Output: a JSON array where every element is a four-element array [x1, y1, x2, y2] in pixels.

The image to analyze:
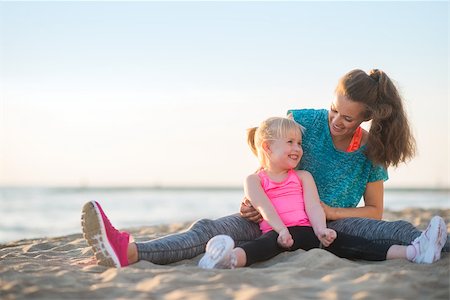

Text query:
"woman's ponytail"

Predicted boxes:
[[367, 69, 416, 167], [337, 69, 416, 167]]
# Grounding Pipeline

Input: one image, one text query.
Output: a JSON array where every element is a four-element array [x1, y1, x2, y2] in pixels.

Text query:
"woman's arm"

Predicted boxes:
[[244, 174, 288, 234], [321, 180, 384, 220], [240, 198, 263, 223]]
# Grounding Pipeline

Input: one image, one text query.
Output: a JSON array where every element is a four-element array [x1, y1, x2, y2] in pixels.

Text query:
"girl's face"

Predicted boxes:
[[328, 94, 367, 138], [266, 129, 303, 171]]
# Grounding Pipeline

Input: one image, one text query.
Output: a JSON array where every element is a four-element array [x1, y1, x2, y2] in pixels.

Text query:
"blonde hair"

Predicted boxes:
[[247, 117, 303, 168], [335, 69, 416, 168]]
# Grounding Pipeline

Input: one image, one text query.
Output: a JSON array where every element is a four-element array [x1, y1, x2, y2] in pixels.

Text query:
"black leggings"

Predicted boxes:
[[240, 226, 392, 266]]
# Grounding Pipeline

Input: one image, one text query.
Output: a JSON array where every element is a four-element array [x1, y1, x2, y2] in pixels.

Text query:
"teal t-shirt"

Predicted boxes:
[[287, 109, 388, 208]]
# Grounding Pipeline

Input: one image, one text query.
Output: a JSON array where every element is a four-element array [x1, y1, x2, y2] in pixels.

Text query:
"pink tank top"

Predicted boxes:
[[258, 169, 311, 233]]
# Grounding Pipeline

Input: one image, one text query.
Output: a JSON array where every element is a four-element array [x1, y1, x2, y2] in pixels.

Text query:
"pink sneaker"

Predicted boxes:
[[81, 201, 130, 268]]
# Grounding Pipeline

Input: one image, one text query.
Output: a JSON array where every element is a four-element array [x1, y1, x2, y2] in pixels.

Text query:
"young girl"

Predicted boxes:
[[198, 117, 447, 269]]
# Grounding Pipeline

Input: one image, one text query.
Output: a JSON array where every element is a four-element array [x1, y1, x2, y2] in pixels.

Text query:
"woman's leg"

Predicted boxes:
[[327, 217, 450, 252], [136, 213, 261, 264]]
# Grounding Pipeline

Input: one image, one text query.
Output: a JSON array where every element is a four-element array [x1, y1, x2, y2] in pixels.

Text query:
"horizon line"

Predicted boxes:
[[0, 185, 449, 192]]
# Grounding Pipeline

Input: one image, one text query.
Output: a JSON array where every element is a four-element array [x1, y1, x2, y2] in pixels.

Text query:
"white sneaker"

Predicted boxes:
[[198, 235, 236, 269], [411, 216, 447, 264]]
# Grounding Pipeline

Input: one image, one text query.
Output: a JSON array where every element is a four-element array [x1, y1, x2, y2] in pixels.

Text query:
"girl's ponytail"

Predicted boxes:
[[247, 127, 258, 157]]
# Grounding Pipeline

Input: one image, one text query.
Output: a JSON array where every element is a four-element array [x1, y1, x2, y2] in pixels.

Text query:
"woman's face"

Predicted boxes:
[[328, 94, 367, 138]]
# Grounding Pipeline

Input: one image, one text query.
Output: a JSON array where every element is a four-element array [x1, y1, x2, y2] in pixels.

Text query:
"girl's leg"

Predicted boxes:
[[289, 226, 321, 250], [325, 231, 390, 261], [278, 226, 391, 261], [241, 226, 389, 262], [233, 247, 248, 267], [327, 217, 450, 252], [239, 230, 283, 266], [136, 213, 261, 264], [199, 230, 282, 269], [286, 226, 389, 260]]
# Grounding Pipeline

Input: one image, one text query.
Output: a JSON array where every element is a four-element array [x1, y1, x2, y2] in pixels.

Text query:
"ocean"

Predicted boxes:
[[0, 187, 449, 243]]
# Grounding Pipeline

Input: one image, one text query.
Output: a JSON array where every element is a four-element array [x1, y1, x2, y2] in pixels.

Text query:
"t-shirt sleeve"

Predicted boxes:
[[368, 164, 389, 182], [287, 109, 319, 128]]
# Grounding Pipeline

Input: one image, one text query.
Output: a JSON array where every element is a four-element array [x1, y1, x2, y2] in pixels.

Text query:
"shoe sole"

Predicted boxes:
[[198, 235, 234, 269], [422, 216, 446, 263], [81, 201, 121, 268]]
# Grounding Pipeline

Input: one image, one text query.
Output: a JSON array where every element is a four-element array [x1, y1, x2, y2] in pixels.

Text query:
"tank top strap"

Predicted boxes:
[[257, 169, 267, 180], [346, 126, 363, 152], [257, 169, 298, 184]]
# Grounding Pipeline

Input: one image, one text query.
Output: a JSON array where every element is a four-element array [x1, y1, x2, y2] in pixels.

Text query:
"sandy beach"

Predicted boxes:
[[1, 208, 449, 300]]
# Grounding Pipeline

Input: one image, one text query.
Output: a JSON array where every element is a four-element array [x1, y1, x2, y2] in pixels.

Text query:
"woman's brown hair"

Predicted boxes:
[[335, 69, 416, 168]]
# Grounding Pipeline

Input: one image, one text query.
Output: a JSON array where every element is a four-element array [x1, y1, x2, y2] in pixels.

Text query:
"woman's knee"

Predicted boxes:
[[188, 218, 215, 231]]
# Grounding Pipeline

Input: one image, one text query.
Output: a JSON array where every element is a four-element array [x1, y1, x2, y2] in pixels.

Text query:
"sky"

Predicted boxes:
[[0, 1, 448, 188]]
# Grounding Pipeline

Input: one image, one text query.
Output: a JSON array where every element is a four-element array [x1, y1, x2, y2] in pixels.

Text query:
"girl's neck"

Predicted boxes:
[[263, 166, 290, 181]]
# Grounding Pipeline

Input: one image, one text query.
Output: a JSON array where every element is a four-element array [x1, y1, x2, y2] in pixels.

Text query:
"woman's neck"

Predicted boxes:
[[331, 127, 368, 152], [331, 134, 353, 151]]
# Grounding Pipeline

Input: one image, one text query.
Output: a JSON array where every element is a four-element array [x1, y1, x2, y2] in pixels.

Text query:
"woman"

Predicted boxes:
[[81, 69, 449, 268]]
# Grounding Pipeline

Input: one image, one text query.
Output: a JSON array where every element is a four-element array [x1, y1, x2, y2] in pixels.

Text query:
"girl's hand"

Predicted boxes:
[[317, 228, 337, 247], [240, 198, 263, 223], [277, 228, 294, 249]]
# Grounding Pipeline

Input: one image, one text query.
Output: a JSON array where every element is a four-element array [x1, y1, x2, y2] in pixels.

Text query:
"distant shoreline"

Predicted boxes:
[[0, 185, 449, 192], [0, 185, 450, 192]]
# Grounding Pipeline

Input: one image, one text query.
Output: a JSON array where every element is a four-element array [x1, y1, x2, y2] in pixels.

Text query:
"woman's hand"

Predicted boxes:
[[320, 201, 336, 220], [277, 228, 294, 249], [240, 197, 263, 223], [316, 228, 337, 247], [317, 181, 384, 221]]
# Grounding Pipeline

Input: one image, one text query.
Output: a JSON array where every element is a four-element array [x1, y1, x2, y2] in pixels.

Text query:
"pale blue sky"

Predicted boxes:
[[0, 1, 448, 188]]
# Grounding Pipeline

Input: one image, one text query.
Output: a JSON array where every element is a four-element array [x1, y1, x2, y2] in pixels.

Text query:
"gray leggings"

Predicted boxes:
[[136, 214, 450, 265]]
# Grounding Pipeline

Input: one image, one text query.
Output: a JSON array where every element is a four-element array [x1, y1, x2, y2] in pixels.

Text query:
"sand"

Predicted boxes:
[[1, 208, 449, 300]]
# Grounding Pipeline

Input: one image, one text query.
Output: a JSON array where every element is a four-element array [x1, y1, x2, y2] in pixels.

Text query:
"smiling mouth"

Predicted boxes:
[[332, 124, 343, 132], [289, 155, 299, 160]]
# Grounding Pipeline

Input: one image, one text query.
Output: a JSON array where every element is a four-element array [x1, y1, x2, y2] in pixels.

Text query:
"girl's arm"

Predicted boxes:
[[299, 170, 327, 234], [321, 180, 384, 221], [244, 174, 288, 234], [299, 170, 336, 246]]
